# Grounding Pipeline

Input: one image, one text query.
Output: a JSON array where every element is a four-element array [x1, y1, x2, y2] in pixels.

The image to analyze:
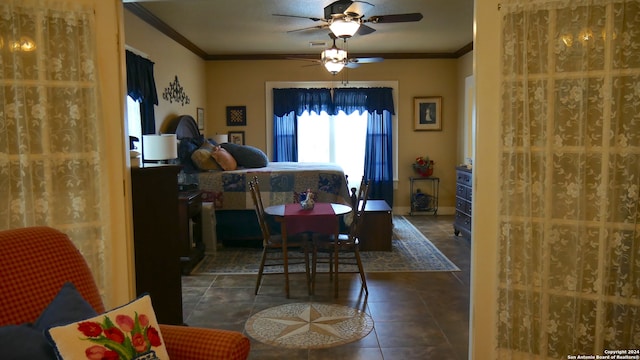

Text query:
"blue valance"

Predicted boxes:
[[273, 87, 394, 116], [273, 88, 333, 117], [333, 87, 395, 115], [126, 50, 158, 105]]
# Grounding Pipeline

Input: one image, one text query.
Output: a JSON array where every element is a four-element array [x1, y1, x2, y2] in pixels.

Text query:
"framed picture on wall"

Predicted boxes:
[[197, 107, 205, 130], [414, 96, 442, 131], [226, 106, 247, 126], [228, 131, 245, 145]]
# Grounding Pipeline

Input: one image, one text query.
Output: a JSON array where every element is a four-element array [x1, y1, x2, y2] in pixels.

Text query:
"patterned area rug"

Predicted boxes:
[[192, 216, 459, 274], [245, 303, 374, 349]]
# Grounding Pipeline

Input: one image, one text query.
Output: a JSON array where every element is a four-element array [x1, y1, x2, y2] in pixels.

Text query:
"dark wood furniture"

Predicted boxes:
[[359, 199, 393, 251], [178, 190, 204, 274], [454, 166, 472, 240], [409, 176, 440, 215], [131, 165, 183, 325]]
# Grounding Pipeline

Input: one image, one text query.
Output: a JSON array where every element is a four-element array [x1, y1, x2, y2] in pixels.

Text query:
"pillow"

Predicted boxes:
[[177, 136, 204, 173], [191, 141, 222, 171], [0, 324, 56, 360], [211, 145, 237, 171], [35, 282, 98, 330], [0, 282, 96, 360], [47, 295, 170, 360], [221, 143, 269, 168]]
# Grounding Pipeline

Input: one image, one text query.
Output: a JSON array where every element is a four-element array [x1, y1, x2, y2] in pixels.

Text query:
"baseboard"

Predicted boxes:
[[393, 206, 456, 216]]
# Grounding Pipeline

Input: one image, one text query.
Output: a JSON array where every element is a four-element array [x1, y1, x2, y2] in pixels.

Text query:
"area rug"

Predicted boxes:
[[245, 302, 373, 349], [191, 215, 459, 274]]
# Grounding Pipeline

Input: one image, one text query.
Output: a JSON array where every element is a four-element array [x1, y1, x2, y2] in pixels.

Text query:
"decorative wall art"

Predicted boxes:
[[197, 107, 204, 130], [414, 96, 442, 131], [226, 106, 247, 126], [162, 75, 190, 106], [228, 131, 245, 145]]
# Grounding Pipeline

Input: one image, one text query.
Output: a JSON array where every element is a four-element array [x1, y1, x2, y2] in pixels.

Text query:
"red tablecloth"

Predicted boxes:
[[284, 202, 338, 235]]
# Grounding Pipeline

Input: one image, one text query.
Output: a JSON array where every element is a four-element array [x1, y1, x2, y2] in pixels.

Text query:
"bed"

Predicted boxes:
[[166, 115, 351, 245]]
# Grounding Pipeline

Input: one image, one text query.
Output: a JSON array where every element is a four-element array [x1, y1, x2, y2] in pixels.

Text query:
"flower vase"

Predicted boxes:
[[417, 168, 434, 177], [134, 350, 159, 360]]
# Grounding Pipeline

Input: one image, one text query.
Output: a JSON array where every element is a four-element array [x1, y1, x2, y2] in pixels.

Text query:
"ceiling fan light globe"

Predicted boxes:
[[321, 47, 347, 62], [321, 47, 347, 74], [329, 18, 360, 38], [323, 61, 345, 74]]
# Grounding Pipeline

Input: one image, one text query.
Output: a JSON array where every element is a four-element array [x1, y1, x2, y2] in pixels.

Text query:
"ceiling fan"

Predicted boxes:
[[290, 36, 383, 75], [274, 0, 423, 39]]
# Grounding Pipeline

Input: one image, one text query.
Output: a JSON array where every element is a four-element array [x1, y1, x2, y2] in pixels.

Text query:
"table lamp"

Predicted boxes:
[[142, 134, 177, 163]]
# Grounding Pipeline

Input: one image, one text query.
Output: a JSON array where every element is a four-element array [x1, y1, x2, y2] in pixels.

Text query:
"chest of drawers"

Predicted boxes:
[[453, 166, 472, 240]]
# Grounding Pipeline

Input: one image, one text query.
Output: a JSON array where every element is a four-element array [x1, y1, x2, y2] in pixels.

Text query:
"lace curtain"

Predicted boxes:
[[498, 0, 640, 357], [0, 1, 110, 296]]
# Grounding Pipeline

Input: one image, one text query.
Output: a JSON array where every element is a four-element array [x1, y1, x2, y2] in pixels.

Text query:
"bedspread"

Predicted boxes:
[[198, 162, 351, 210]]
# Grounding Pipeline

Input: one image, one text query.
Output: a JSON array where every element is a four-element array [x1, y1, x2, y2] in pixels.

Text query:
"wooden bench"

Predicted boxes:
[[358, 199, 392, 251]]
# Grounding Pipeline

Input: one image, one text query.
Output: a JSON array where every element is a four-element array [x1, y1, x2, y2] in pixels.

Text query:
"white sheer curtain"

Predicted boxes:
[[498, 0, 640, 357], [0, 0, 110, 296]]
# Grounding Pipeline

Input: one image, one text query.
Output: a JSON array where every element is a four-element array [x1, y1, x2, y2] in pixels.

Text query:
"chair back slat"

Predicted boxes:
[[249, 178, 271, 244], [351, 179, 370, 238]]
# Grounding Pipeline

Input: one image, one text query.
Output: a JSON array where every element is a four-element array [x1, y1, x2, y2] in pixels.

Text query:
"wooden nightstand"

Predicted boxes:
[[178, 190, 204, 275]]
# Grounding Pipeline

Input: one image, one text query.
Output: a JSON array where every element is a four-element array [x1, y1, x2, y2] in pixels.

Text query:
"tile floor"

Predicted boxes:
[[181, 215, 471, 360]]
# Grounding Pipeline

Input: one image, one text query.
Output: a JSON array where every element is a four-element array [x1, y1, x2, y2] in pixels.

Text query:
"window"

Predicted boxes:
[[126, 95, 142, 151], [297, 110, 368, 190], [266, 81, 399, 183]]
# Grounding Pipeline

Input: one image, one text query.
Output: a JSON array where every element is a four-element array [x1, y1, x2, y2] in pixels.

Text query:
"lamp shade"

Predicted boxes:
[[329, 18, 360, 38], [143, 134, 177, 161], [213, 134, 228, 144]]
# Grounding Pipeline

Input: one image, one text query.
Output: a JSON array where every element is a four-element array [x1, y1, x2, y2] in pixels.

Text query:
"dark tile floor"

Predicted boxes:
[[181, 215, 471, 360]]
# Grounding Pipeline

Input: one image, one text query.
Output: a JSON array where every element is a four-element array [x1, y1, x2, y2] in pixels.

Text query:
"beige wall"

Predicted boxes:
[[123, 10, 207, 134], [457, 51, 474, 165], [123, 8, 474, 213]]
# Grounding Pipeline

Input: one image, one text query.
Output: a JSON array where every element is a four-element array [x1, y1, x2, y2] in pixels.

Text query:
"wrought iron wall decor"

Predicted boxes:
[[162, 75, 190, 106]]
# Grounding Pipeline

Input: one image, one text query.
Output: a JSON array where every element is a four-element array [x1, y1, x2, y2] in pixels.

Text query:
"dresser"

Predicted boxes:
[[453, 166, 472, 240], [131, 165, 183, 325]]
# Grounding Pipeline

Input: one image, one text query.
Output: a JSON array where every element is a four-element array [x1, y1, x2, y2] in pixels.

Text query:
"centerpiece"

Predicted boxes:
[[413, 155, 434, 177]]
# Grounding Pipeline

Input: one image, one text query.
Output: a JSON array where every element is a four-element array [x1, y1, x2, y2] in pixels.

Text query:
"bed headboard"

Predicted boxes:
[[165, 115, 200, 140]]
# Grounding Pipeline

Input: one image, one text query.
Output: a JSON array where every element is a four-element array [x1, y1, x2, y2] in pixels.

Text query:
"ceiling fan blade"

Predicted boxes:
[[286, 57, 321, 64], [355, 24, 376, 36], [287, 24, 329, 33], [273, 14, 326, 22], [365, 13, 423, 24], [344, 1, 374, 17], [351, 57, 384, 64], [345, 56, 383, 68]]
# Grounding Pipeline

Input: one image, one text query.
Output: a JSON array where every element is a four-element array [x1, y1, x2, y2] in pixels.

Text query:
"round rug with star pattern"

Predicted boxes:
[[244, 302, 374, 349]]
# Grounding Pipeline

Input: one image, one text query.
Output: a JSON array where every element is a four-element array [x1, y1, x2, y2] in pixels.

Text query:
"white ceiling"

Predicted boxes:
[[124, 0, 474, 59]]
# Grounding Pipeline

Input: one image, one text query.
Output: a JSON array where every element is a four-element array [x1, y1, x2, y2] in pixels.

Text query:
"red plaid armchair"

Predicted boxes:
[[0, 226, 250, 360]]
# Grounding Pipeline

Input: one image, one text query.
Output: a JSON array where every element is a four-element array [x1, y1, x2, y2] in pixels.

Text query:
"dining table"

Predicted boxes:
[[264, 202, 352, 295]]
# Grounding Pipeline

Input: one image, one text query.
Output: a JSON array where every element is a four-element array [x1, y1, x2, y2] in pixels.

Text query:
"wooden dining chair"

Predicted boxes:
[[249, 177, 310, 298], [311, 178, 370, 297]]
